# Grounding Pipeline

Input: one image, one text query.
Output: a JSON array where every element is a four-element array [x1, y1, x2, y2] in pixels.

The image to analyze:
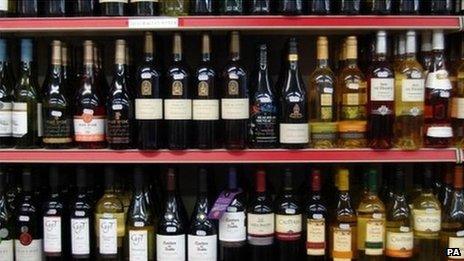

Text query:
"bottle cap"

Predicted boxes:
[[230, 31, 240, 54], [21, 39, 33, 63], [198, 168, 208, 193], [166, 168, 176, 192], [432, 30, 445, 50], [255, 169, 266, 193], [421, 31, 433, 52], [202, 33, 211, 55], [346, 36, 357, 59], [283, 168, 293, 190], [0, 39, 6, 62], [173, 33, 182, 56], [228, 167, 238, 190], [115, 39, 126, 65], [51, 40, 62, 66], [311, 169, 321, 192], [376, 31, 387, 54], [317, 36, 329, 60], [406, 31, 416, 54], [338, 168, 350, 191], [454, 165, 463, 189], [144, 32, 154, 54], [133, 166, 144, 190], [76, 166, 87, 188], [398, 34, 406, 55]]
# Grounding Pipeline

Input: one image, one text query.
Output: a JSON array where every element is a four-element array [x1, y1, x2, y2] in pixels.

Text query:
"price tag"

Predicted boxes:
[[128, 18, 179, 29]]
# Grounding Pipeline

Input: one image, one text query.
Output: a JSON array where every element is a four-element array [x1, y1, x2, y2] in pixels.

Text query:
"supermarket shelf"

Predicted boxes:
[[0, 148, 458, 164], [0, 15, 460, 32]]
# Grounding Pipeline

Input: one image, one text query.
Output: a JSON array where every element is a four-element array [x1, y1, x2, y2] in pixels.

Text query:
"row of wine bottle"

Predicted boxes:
[[1, 0, 463, 17], [0, 163, 461, 261]]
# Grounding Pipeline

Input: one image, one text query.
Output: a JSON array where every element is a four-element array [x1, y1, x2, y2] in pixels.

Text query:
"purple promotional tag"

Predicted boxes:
[[208, 189, 242, 220]]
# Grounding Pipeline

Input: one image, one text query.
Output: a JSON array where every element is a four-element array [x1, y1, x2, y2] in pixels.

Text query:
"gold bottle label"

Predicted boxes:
[[307, 218, 325, 256], [333, 227, 353, 259], [385, 230, 413, 258]]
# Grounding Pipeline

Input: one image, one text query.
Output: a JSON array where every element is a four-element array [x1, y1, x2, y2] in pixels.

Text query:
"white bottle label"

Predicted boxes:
[[12, 102, 27, 137], [73, 117, 106, 142], [187, 234, 217, 261], [448, 236, 464, 259], [156, 234, 186, 261], [426, 70, 452, 90], [0, 102, 12, 137], [0, 240, 13, 261], [164, 99, 192, 120], [15, 239, 43, 261], [451, 97, 464, 119], [247, 213, 274, 236], [193, 100, 220, 120], [412, 209, 441, 232], [219, 211, 246, 242], [307, 218, 326, 256], [43, 216, 62, 253], [280, 123, 309, 144], [401, 79, 425, 102], [221, 98, 249, 120], [0, 0, 8, 11], [99, 218, 118, 255], [135, 98, 163, 120], [71, 218, 90, 255], [370, 78, 395, 101], [365, 219, 385, 255], [129, 230, 148, 261]]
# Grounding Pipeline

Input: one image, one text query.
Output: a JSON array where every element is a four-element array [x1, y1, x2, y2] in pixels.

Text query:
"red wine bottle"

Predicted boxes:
[[247, 169, 275, 261], [221, 32, 249, 150], [193, 33, 219, 149], [99, 0, 127, 16], [156, 168, 187, 261], [219, 167, 246, 261], [0, 39, 14, 148], [188, 168, 217, 261], [275, 169, 303, 261], [131, 0, 160, 16]]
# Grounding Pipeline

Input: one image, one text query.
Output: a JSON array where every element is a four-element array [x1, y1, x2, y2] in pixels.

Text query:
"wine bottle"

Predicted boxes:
[[126, 167, 155, 261], [430, 0, 453, 15], [367, 31, 395, 149], [220, 0, 244, 14], [0, 169, 13, 261], [157, 168, 187, 261], [330, 169, 357, 260], [424, 30, 453, 148], [309, 0, 330, 14], [5, 169, 20, 213], [131, 0, 160, 15], [219, 167, 246, 261], [95, 167, 125, 259], [193, 33, 219, 149], [277, 0, 304, 15], [420, 31, 433, 72], [249, 44, 278, 148], [456, 0, 464, 14], [191, 0, 214, 15], [411, 165, 442, 260], [42, 166, 68, 259], [43, 0, 66, 16], [162, 0, 189, 15], [100, 0, 127, 15], [305, 169, 328, 261], [15, 168, 43, 261], [74, 0, 98, 16], [16, 0, 38, 16], [339, 0, 361, 14], [440, 166, 464, 261], [250, 0, 272, 14], [397, 0, 420, 14], [188, 168, 217, 261], [74, 41, 107, 149], [165, 33, 192, 150], [107, 39, 134, 150], [42, 40, 73, 149], [70, 166, 94, 259], [385, 167, 413, 260], [439, 167, 453, 209], [135, 32, 163, 150], [13, 39, 42, 149], [221, 31, 249, 150], [279, 38, 309, 149], [275, 169, 303, 261], [0, 39, 13, 148], [247, 169, 275, 261], [364, 0, 392, 14]]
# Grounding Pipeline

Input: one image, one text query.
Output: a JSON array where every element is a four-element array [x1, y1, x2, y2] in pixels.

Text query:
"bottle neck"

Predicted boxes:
[[317, 58, 329, 68], [144, 52, 154, 63], [202, 52, 211, 63]]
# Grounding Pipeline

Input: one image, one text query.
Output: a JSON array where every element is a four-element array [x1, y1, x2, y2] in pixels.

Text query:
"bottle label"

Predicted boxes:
[[279, 123, 309, 144], [156, 234, 186, 261], [370, 78, 395, 101], [43, 109, 72, 144], [386, 230, 414, 258], [219, 211, 246, 242], [401, 79, 425, 102], [43, 216, 62, 253], [365, 219, 385, 255], [74, 114, 106, 142], [0, 0, 7, 11], [275, 214, 302, 241], [320, 93, 333, 121], [100, 0, 129, 3], [135, 98, 163, 120], [306, 218, 325, 256], [164, 99, 192, 120], [15, 239, 43, 261], [129, 230, 148, 261], [12, 102, 27, 137], [71, 218, 90, 255], [0, 240, 13, 261], [412, 209, 441, 232], [250, 99, 278, 145], [187, 234, 217, 261], [98, 218, 117, 254], [451, 97, 464, 119], [426, 126, 453, 138], [342, 93, 366, 105], [208, 189, 242, 220], [332, 227, 353, 259], [107, 116, 131, 144], [193, 100, 220, 120], [448, 236, 464, 259], [247, 213, 274, 245], [426, 70, 452, 90], [0, 102, 12, 137], [341, 93, 367, 120], [221, 98, 249, 120]]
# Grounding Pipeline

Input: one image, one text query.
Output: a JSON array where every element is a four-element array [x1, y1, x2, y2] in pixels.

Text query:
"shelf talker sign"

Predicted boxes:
[[128, 17, 179, 29]]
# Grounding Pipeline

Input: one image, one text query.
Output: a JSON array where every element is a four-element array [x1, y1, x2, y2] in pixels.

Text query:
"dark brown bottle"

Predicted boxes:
[[221, 31, 249, 150], [165, 33, 191, 150]]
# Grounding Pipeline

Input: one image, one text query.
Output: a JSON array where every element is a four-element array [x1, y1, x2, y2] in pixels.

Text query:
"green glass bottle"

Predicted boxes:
[[162, 0, 189, 16]]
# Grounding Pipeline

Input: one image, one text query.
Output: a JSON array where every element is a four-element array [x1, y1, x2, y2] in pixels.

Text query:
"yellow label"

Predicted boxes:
[[386, 231, 413, 258], [449, 236, 464, 259], [306, 218, 325, 256], [412, 209, 441, 233], [333, 227, 352, 259]]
